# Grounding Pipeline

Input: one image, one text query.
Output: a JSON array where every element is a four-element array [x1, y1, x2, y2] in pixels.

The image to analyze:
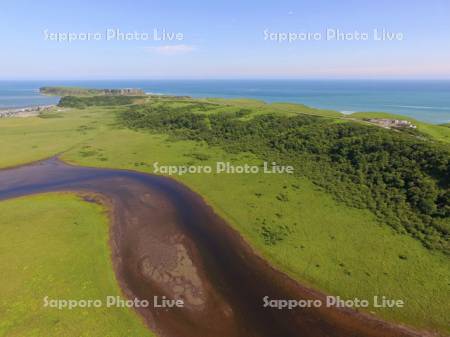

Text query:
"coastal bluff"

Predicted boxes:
[[40, 86, 145, 97]]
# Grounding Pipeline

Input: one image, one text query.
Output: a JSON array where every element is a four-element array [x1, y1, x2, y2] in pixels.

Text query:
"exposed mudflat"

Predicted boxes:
[[0, 158, 430, 337]]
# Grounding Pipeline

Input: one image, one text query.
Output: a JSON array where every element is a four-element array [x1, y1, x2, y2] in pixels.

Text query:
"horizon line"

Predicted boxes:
[[2, 78, 450, 81]]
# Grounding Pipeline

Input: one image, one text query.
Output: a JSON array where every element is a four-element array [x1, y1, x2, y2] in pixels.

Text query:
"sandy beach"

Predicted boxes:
[[0, 105, 55, 118]]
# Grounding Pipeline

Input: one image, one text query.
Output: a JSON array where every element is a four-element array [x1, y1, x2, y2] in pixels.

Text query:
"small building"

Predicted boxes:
[[365, 118, 417, 129]]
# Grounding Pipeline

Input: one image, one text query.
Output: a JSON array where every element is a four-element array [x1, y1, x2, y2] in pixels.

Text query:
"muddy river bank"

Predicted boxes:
[[0, 158, 429, 337]]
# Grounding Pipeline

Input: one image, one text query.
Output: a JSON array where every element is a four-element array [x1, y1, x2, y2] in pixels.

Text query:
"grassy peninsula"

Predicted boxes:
[[40, 86, 145, 97]]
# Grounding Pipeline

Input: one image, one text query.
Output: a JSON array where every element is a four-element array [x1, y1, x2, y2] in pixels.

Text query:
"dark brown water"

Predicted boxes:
[[0, 158, 428, 337]]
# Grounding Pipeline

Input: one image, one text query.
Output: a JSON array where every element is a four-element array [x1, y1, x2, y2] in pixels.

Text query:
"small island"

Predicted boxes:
[[40, 86, 145, 97]]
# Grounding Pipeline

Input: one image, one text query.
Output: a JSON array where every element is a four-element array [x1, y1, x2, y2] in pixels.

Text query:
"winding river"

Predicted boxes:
[[0, 158, 428, 337]]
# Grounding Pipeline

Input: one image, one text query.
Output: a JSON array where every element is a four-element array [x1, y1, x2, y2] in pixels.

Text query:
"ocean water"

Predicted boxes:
[[0, 82, 60, 109], [0, 80, 449, 124]]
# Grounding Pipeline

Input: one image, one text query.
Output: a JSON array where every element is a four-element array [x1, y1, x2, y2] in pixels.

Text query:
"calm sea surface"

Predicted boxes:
[[1, 80, 449, 124]]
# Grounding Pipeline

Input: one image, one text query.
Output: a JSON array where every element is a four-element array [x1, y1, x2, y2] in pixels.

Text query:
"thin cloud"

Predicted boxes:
[[145, 44, 196, 55]]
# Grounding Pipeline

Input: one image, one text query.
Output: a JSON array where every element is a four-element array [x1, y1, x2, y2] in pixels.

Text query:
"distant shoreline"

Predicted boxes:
[[0, 104, 55, 118], [1, 80, 449, 123]]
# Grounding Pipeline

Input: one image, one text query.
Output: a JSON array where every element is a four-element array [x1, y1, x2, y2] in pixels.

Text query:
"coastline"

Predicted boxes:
[[0, 104, 55, 118], [1, 80, 450, 123]]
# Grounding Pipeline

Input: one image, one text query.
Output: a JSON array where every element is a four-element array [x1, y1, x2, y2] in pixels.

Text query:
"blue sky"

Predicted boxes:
[[1, 0, 450, 79]]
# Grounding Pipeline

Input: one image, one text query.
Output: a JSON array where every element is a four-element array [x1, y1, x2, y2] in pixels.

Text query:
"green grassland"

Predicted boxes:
[[0, 107, 112, 168], [118, 97, 449, 254], [0, 97, 449, 334], [0, 193, 154, 337], [61, 126, 450, 333]]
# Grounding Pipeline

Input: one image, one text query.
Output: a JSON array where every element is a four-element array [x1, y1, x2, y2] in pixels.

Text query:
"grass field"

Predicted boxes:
[[0, 108, 111, 168], [62, 126, 450, 333], [0, 101, 449, 334], [0, 193, 154, 337]]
